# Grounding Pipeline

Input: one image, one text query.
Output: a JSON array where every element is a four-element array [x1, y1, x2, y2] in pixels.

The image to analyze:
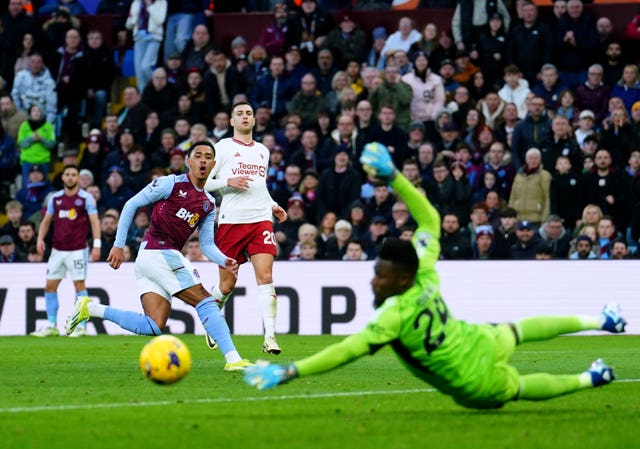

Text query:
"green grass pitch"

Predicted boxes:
[[1, 334, 638, 449]]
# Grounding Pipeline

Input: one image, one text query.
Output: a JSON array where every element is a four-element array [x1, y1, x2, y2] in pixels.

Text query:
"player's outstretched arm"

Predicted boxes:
[[245, 333, 371, 390], [360, 142, 440, 238]]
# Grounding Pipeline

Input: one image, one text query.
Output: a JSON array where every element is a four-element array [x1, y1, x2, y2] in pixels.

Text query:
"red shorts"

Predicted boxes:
[[215, 221, 277, 264]]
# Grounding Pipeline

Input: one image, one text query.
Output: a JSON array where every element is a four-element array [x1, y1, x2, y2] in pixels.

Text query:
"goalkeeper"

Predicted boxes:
[[245, 142, 627, 409]]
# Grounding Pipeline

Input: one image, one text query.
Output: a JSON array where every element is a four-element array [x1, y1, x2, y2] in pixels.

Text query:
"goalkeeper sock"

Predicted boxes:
[[514, 316, 598, 343], [258, 283, 277, 339], [196, 297, 238, 357], [518, 373, 589, 401], [211, 285, 231, 309], [103, 307, 162, 335], [76, 290, 89, 330], [44, 291, 58, 326]]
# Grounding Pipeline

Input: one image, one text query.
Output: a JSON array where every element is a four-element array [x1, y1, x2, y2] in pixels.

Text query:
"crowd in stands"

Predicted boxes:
[[2, 0, 640, 264]]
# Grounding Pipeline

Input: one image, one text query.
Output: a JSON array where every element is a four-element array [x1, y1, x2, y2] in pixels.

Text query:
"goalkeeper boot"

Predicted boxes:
[[588, 358, 615, 387], [262, 336, 282, 355], [205, 333, 218, 350], [30, 326, 59, 337], [224, 359, 254, 372], [65, 296, 92, 335], [601, 303, 626, 333]]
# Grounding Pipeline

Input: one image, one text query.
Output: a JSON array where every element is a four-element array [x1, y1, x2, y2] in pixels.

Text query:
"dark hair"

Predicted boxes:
[[62, 164, 79, 174], [378, 237, 419, 277], [187, 141, 216, 158], [231, 100, 254, 115]]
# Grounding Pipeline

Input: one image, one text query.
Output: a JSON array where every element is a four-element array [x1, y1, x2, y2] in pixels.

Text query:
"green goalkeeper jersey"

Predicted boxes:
[[295, 174, 510, 406]]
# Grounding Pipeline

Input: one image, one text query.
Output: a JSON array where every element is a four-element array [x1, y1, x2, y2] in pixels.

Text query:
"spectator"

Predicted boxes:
[[274, 194, 308, 259], [510, 219, 540, 259], [440, 212, 472, 259], [573, 203, 603, 238], [98, 211, 118, 261], [542, 115, 581, 172], [555, 0, 598, 88], [316, 146, 361, 221], [250, 55, 296, 122], [167, 147, 186, 175], [51, 27, 86, 147], [322, 12, 367, 68], [141, 67, 177, 116], [581, 148, 631, 232], [318, 114, 358, 174], [496, 206, 518, 248], [0, 95, 27, 142], [498, 65, 530, 120], [11, 53, 57, 124], [15, 165, 53, 220], [0, 200, 23, 242], [537, 214, 571, 258], [568, 234, 596, 259], [15, 219, 36, 256], [323, 218, 351, 260], [599, 108, 638, 170], [367, 105, 409, 169], [287, 222, 319, 261], [402, 51, 445, 125], [509, 147, 551, 226], [0, 0, 41, 87], [122, 145, 149, 192], [362, 214, 390, 259], [366, 26, 387, 70], [365, 180, 394, 223], [451, 0, 510, 54], [342, 238, 368, 261], [574, 109, 596, 149], [126, 0, 167, 93], [409, 22, 439, 57], [575, 64, 610, 125], [163, 0, 207, 63], [0, 234, 27, 262], [102, 128, 136, 181], [39, 0, 87, 16], [611, 238, 632, 260], [380, 17, 421, 68], [84, 29, 116, 129], [475, 13, 507, 90], [284, 0, 334, 68], [272, 163, 302, 210], [298, 168, 319, 224], [595, 215, 619, 259], [17, 103, 56, 182], [610, 64, 640, 115], [117, 87, 151, 140], [100, 165, 134, 212], [602, 41, 624, 88], [14, 32, 36, 83], [472, 224, 501, 260], [180, 24, 211, 74], [183, 235, 207, 262], [506, 2, 553, 87], [510, 96, 551, 168], [203, 48, 244, 119], [287, 74, 327, 130], [257, 2, 289, 57], [550, 155, 583, 230], [532, 64, 568, 111]]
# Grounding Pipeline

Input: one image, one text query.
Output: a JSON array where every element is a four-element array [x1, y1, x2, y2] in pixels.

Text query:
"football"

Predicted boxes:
[[139, 335, 192, 385]]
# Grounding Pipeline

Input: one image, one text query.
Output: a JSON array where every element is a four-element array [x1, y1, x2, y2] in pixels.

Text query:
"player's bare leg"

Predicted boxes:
[[251, 253, 280, 355]]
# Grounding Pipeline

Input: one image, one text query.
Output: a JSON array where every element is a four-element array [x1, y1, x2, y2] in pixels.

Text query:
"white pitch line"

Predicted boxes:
[[0, 388, 436, 414], [3, 379, 639, 414]]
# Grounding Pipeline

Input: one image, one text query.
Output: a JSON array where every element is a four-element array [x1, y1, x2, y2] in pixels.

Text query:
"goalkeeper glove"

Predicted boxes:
[[359, 142, 397, 182], [244, 360, 298, 390]]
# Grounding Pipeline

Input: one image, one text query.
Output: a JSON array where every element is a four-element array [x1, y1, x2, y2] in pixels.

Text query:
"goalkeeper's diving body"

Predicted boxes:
[[244, 142, 627, 409]]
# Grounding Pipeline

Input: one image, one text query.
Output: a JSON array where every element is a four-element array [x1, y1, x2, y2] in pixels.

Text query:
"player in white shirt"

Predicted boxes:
[[205, 101, 288, 354]]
